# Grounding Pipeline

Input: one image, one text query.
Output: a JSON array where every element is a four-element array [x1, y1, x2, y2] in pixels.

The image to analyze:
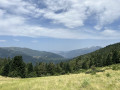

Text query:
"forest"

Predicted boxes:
[[0, 43, 120, 78]]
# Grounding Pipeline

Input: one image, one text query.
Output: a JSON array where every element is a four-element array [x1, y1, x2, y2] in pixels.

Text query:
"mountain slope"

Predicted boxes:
[[0, 47, 65, 64], [2, 47, 63, 58], [55, 46, 101, 58], [0, 48, 37, 64], [68, 43, 120, 70]]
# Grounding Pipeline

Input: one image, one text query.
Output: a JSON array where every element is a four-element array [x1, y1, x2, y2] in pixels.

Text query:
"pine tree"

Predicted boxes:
[[1, 63, 9, 76], [9, 56, 26, 78], [27, 63, 33, 74], [112, 51, 120, 63], [82, 60, 89, 69], [47, 63, 56, 75], [106, 53, 113, 65]]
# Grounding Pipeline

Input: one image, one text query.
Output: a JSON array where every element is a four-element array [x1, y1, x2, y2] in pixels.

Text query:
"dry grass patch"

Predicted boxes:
[[0, 69, 120, 90]]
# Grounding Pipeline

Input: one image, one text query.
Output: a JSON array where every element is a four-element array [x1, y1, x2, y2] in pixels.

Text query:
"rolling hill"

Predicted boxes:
[[0, 47, 66, 64], [54, 46, 101, 58]]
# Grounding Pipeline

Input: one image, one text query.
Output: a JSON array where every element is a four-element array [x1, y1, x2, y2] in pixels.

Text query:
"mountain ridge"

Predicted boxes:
[[0, 47, 66, 64], [53, 46, 101, 58]]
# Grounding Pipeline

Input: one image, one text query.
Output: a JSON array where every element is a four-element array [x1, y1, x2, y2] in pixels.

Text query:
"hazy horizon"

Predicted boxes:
[[0, 37, 120, 51]]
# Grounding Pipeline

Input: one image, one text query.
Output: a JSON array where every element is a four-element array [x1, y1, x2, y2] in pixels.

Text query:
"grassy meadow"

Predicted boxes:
[[0, 64, 120, 90]]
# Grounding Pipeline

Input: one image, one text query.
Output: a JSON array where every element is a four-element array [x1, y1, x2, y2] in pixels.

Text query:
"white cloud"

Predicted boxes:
[[0, 24, 97, 39], [0, 0, 42, 17], [98, 29, 120, 39], [1, 0, 120, 29], [101, 29, 120, 38], [0, 9, 5, 17], [0, 15, 25, 27], [0, 0, 120, 39], [0, 40, 6, 42], [43, 0, 88, 28], [41, 0, 120, 29]]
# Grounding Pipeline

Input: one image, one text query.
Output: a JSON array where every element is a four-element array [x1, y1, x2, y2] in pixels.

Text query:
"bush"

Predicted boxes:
[[8, 71, 20, 77], [27, 72, 37, 78], [106, 73, 111, 77], [91, 71, 96, 75], [112, 65, 120, 70], [96, 69, 105, 72], [85, 66, 96, 75], [91, 65, 96, 71], [91, 66, 96, 75]]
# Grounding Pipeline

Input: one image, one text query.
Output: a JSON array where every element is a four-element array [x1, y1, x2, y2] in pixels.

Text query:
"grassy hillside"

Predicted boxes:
[[0, 64, 120, 90]]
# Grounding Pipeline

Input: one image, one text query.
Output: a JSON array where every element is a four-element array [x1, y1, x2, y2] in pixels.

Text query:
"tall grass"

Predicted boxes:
[[0, 64, 120, 90]]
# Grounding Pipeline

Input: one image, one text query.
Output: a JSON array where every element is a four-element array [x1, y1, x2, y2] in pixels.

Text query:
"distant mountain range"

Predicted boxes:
[[53, 46, 101, 58], [0, 47, 65, 64], [0, 46, 101, 64]]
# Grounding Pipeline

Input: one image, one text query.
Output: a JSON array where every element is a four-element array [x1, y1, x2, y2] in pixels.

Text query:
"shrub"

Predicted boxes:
[[106, 73, 111, 77], [85, 65, 96, 75], [91, 71, 96, 75], [112, 65, 120, 70], [27, 72, 37, 78], [8, 71, 20, 77]]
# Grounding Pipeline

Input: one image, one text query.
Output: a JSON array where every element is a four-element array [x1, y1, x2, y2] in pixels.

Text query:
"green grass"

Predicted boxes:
[[0, 64, 120, 90]]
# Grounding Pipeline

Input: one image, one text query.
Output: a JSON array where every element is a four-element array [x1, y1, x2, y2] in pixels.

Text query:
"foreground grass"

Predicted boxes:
[[0, 65, 120, 90]]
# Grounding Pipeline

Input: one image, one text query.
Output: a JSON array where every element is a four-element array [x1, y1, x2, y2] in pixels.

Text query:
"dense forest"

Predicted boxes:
[[0, 43, 120, 78]]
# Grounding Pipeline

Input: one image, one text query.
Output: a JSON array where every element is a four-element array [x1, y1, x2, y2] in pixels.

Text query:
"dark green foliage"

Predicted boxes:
[[66, 63, 73, 73], [106, 53, 113, 66], [67, 42, 120, 71], [27, 72, 37, 77], [112, 65, 120, 70], [27, 63, 33, 74], [34, 62, 47, 77], [56, 64, 62, 74], [106, 73, 111, 77], [90, 65, 96, 75], [8, 71, 19, 77], [9, 56, 26, 78], [0, 56, 26, 78], [82, 60, 89, 69], [47, 63, 56, 75], [112, 51, 120, 63], [1, 63, 10, 76]]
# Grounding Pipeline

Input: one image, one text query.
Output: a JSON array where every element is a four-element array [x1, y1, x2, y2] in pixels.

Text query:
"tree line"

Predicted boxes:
[[0, 56, 74, 78], [0, 43, 120, 78]]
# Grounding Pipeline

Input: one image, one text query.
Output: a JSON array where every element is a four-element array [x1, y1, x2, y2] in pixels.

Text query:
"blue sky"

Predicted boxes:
[[0, 0, 120, 51]]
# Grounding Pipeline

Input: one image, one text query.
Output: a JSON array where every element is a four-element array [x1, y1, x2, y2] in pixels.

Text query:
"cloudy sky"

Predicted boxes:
[[0, 0, 120, 51]]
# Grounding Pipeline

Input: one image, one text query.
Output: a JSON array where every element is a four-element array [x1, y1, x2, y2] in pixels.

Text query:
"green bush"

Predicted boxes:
[[106, 73, 111, 77], [112, 65, 120, 70], [85, 66, 96, 75], [27, 72, 37, 78], [8, 71, 20, 77]]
